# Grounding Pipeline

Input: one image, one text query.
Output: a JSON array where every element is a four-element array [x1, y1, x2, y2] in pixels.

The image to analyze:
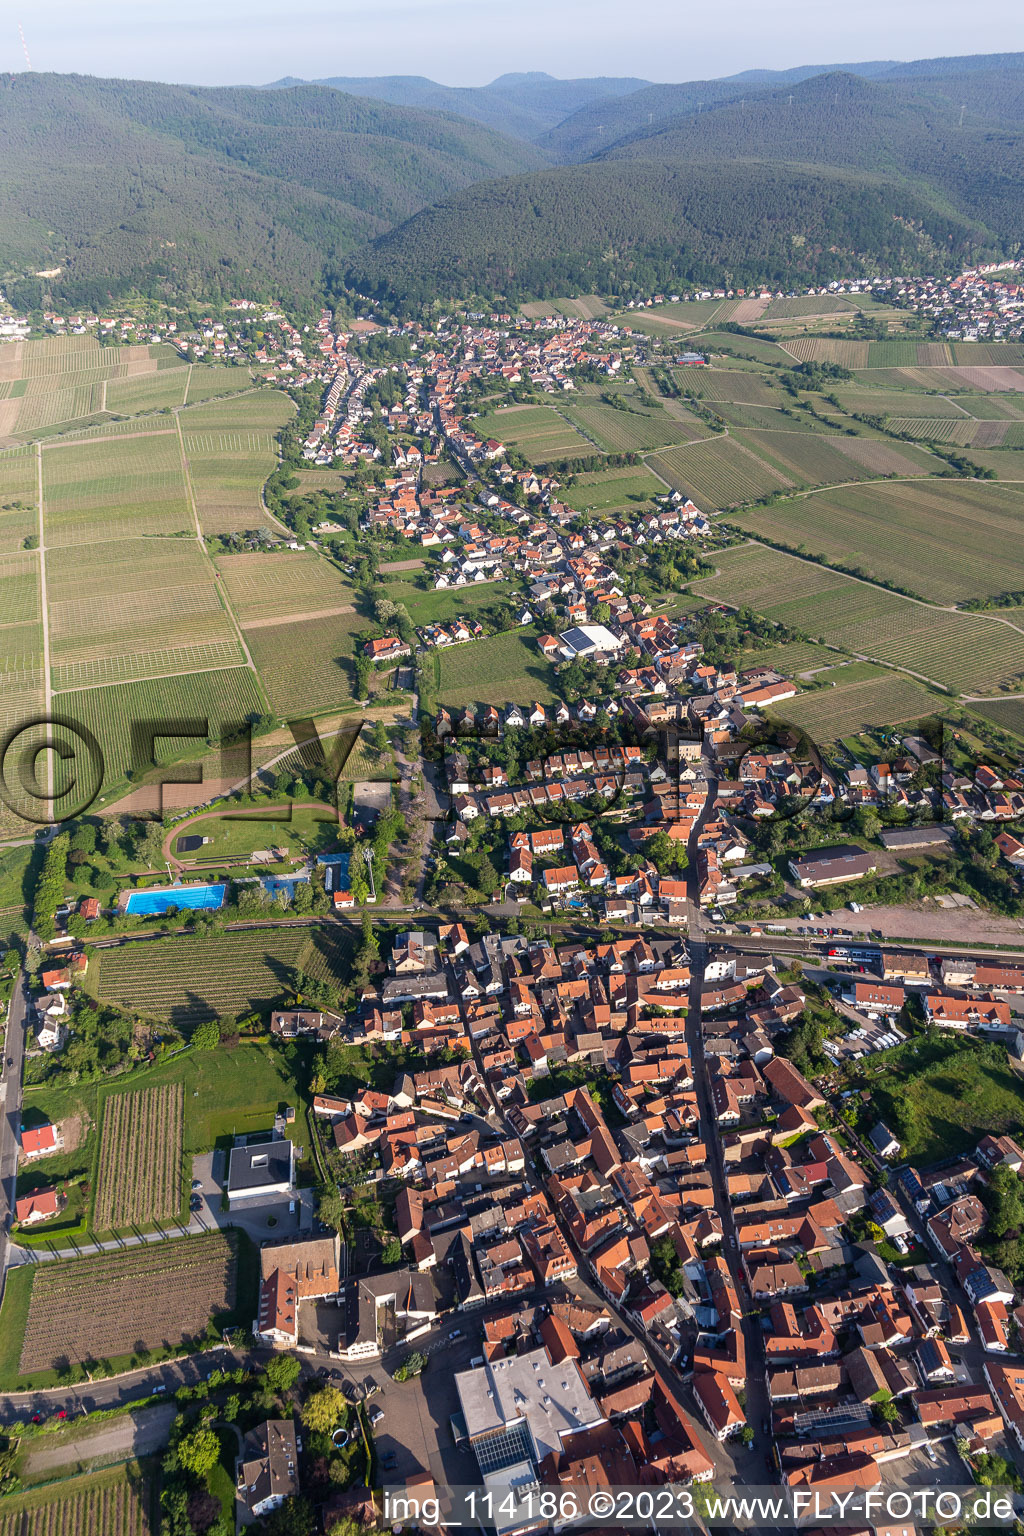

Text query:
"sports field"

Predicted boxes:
[[473, 404, 591, 462], [435, 626, 557, 707], [692, 543, 1024, 694], [731, 480, 1024, 604]]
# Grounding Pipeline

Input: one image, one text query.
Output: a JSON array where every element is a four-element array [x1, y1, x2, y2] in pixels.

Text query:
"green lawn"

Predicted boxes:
[[173, 805, 341, 862], [560, 466, 664, 513], [435, 626, 558, 707], [23, 1039, 316, 1174], [382, 579, 511, 627], [853, 1035, 1024, 1162]]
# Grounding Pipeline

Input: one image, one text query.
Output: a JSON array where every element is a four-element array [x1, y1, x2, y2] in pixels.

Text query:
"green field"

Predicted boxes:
[[173, 804, 340, 862], [648, 436, 790, 506], [244, 611, 368, 715], [435, 625, 556, 707], [41, 431, 191, 546], [730, 480, 1024, 604], [473, 404, 591, 462], [856, 1036, 1024, 1162], [768, 671, 940, 738], [217, 549, 355, 623], [0, 1463, 153, 1534], [560, 465, 664, 513], [105, 367, 190, 414], [380, 578, 504, 626], [692, 542, 1024, 693], [89, 926, 355, 1027], [181, 389, 293, 535], [54, 667, 266, 801]]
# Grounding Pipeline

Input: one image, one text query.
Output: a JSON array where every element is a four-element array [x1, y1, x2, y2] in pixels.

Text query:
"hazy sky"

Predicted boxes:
[[4, 0, 1023, 86]]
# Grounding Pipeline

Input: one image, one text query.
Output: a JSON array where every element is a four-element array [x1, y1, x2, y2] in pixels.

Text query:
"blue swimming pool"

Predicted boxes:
[[125, 883, 226, 915]]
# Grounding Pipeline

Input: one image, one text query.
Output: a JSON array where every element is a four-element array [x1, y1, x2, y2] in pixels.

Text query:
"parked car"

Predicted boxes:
[[370, 1408, 384, 1426]]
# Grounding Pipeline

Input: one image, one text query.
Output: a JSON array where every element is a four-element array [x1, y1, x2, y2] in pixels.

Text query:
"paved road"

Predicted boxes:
[[684, 754, 772, 1478], [0, 969, 29, 1296]]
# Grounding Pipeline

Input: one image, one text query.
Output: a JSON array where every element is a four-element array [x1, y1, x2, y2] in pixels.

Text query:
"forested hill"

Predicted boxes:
[[539, 51, 1024, 161], [264, 71, 649, 141], [0, 73, 545, 307], [347, 65, 1024, 308], [346, 158, 993, 309]]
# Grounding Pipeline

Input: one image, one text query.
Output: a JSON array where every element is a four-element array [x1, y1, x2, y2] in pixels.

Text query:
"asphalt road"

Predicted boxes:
[[0, 969, 29, 1297]]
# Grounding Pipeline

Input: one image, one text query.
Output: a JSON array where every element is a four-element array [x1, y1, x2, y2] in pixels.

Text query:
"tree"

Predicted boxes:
[[740, 1424, 755, 1445], [987, 1164, 1024, 1239], [186, 1486, 222, 1534], [301, 1384, 345, 1435], [262, 1354, 302, 1395], [316, 1183, 347, 1234], [177, 1425, 219, 1479], [260, 1498, 315, 1536], [381, 1236, 402, 1265], [191, 1019, 220, 1051]]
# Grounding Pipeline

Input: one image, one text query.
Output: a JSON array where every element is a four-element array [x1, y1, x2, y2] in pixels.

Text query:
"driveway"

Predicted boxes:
[[190, 1151, 314, 1244]]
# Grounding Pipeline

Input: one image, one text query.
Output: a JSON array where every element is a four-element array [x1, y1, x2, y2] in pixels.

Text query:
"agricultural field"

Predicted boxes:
[[105, 367, 190, 414], [735, 429, 880, 487], [181, 389, 293, 536], [885, 419, 980, 445], [521, 295, 609, 321], [183, 364, 255, 403], [559, 398, 687, 452], [0, 336, 198, 440], [47, 532, 242, 693], [41, 430, 191, 546], [14, 1230, 237, 1380], [968, 697, 1024, 741], [692, 543, 1024, 694], [243, 611, 368, 716], [730, 481, 1024, 604], [668, 369, 778, 406], [0, 1466, 153, 1536], [216, 549, 355, 624], [760, 295, 858, 320], [953, 343, 1024, 366], [831, 388, 969, 419], [824, 437, 939, 476], [782, 338, 871, 369], [89, 926, 355, 1026], [0, 444, 37, 550], [648, 436, 790, 506], [472, 404, 591, 462], [700, 331, 795, 365], [768, 671, 940, 738], [54, 668, 266, 805], [93, 1082, 185, 1231], [560, 465, 664, 513], [435, 626, 557, 708], [740, 640, 841, 675]]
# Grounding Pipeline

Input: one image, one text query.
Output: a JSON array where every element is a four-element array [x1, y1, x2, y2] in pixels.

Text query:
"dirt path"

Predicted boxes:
[[240, 603, 355, 629], [25, 1403, 177, 1474]]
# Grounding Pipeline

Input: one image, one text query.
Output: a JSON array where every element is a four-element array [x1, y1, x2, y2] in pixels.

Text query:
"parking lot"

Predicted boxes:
[[307, 1322, 485, 1486], [190, 1150, 315, 1243]]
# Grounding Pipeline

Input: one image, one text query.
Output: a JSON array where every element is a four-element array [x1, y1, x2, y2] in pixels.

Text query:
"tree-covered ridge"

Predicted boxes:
[[0, 73, 545, 306], [347, 157, 997, 309]]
